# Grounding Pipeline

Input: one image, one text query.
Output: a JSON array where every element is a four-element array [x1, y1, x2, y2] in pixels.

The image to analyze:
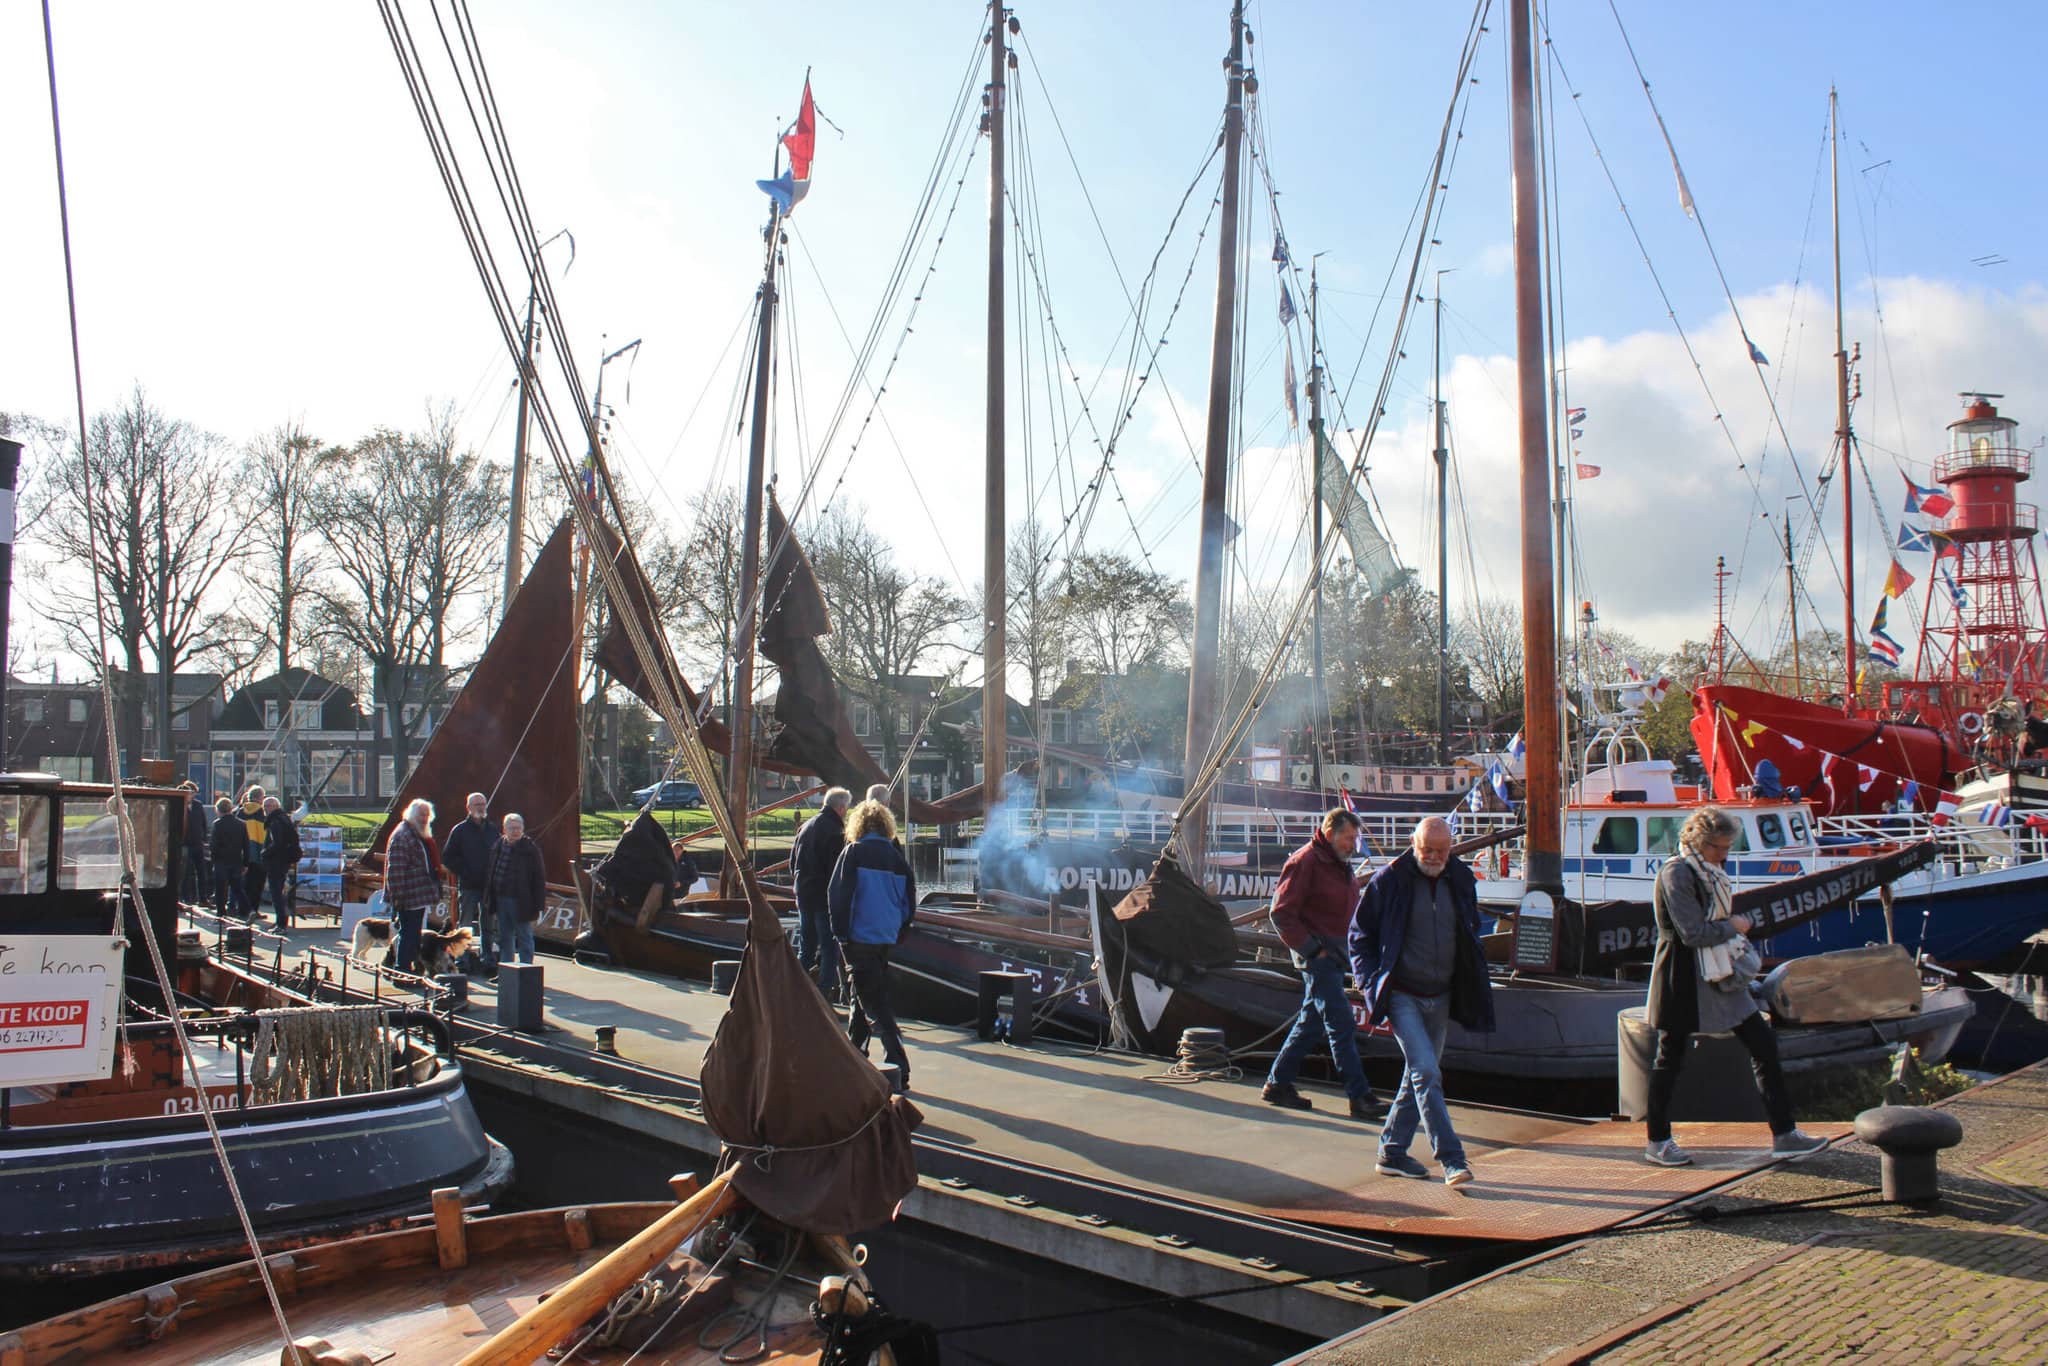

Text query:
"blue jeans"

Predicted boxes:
[[797, 899, 842, 996], [496, 908, 536, 965], [1379, 989, 1465, 1167], [1265, 951, 1372, 1101], [459, 886, 494, 961], [395, 905, 428, 974]]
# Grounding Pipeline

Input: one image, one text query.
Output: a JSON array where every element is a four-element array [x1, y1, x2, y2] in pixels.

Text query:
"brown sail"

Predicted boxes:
[[363, 517, 582, 884]]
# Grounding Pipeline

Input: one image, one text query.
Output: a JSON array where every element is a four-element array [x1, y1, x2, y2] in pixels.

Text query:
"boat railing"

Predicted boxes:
[[1814, 811, 2047, 865], [983, 807, 1518, 851]]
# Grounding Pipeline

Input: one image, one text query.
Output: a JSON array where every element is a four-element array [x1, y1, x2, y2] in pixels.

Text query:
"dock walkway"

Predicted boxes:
[[304, 934, 1840, 1245], [1288, 1058, 2048, 1364]]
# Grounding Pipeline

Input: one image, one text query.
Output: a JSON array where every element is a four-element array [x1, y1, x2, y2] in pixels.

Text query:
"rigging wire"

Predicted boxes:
[[37, 0, 298, 1349], [1176, 0, 1495, 826]]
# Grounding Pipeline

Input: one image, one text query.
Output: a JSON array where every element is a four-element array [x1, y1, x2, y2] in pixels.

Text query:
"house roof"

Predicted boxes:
[[217, 668, 368, 731]]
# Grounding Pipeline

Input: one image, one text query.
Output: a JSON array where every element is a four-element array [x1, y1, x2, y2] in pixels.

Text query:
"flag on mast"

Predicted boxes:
[[1882, 560, 1915, 599], [756, 77, 817, 214], [1282, 336, 1300, 429], [1904, 475, 1955, 520]]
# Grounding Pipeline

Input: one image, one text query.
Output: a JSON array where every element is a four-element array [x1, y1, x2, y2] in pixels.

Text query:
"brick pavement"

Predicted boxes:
[[1287, 1061, 2048, 1366]]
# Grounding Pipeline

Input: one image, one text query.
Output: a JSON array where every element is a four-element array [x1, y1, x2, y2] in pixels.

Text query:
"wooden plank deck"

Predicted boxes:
[[285, 930, 1844, 1245]]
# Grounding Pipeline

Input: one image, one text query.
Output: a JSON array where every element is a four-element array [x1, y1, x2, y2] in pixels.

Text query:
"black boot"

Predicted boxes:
[[1262, 1082, 1313, 1111], [1350, 1094, 1386, 1122]]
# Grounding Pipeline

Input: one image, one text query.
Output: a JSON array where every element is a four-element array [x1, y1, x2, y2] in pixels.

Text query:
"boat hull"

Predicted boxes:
[[0, 1061, 511, 1281]]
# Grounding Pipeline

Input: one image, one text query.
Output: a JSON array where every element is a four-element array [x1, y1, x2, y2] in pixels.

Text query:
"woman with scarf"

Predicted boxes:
[[1643, 806, 1826, 1167]]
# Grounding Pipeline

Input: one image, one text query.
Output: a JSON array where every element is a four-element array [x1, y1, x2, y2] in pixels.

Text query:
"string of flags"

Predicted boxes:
[[1717, 703, 1961, 821], [1567, 407, 1599, 479], [1276, 233, 1300, 429], [1866, 598, 1904, 668]]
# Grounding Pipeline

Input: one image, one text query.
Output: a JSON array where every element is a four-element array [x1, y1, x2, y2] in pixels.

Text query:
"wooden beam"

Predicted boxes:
[[432, 1188, 468, 1270], [453, 1170, 739, 1366]]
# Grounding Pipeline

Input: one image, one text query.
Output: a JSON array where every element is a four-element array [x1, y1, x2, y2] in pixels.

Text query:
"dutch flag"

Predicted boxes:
[[1978, 802, 2012, 828]]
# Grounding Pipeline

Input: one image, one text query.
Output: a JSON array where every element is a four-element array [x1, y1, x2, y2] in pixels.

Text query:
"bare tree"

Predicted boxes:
[[311, 421, 504, 789], [38, 387, 242, 763], [242, 421, 330, 678], [1457, 596, 1524, 725], [646, 487, 747, 709], [1007, 518, 1070, 710], [1060, 551, 1192, 763], [808, 504, 972, 773]]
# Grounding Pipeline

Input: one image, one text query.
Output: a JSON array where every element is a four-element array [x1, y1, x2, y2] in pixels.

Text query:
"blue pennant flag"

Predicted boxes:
[[1489, 763, 1513, 805], [1278, 281, 1297, 326], [1272, 232, 1291, 267], [1746, 337, 1770, 366]]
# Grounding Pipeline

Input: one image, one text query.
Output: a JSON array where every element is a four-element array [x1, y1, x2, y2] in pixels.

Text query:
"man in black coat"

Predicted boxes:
[[442, 792, 502, 965], [791, 787, 851, 997], [260, 797, 302, 930], [208, 797, 254, 920], [1349, 817, 1494, 1189], [179, 782, 210, 905]]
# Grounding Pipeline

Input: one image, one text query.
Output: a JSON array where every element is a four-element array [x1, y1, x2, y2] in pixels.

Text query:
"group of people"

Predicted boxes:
[[382, 792, 548, 975], [186, 783, 302, 929], [1263, 805, 1824, 1187], [792, 784, 917, 1095]]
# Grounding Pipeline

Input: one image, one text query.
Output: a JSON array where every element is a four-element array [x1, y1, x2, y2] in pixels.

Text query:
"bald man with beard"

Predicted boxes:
[[1349, 816, 1495, 1188]]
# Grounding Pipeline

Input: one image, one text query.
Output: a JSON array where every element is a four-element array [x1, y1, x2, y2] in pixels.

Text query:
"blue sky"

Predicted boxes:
[[5, 1, 2046, 682]]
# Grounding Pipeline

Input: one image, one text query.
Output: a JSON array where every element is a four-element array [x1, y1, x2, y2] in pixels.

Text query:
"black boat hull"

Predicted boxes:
[[0, 1062, 511, 1280]]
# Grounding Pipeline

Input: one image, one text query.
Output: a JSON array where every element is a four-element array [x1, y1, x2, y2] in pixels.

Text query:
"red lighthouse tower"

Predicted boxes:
[[1893, 393, 2048, 737]]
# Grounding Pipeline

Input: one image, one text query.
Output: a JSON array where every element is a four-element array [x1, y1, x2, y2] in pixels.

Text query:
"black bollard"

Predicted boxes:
[[1852, 1105, 1964, 1205]]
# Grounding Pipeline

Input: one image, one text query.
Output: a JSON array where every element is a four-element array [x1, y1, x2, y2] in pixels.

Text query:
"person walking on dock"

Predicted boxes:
[[1351, 816, 1493, 1187], [261, 796, 302, 931], [1642, 807, 1826, 1167], [443, 792, 501, 966], [486, 812, 546, 967], [384, 799, 441, 974], [209, 796, 255, 921], [1263, 808, 1385, 1122], [829, 798, 916, 1094], [179, 781, 209, 904], [240, 784, 269, 918], [792, 786, 851, 999]]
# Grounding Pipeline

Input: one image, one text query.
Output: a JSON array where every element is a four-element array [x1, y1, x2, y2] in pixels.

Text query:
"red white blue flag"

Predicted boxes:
[[1904, 474, 1955, 520], [757, 78, 817, 214]]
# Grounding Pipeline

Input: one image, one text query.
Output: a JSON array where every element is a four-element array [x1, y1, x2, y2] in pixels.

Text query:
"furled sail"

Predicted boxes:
[[591, 519, 735, 757], [1319, 444, 1403, 595]]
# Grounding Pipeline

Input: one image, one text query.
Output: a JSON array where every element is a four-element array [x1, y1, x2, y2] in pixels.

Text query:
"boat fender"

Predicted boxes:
[[1959, 710, 1986, 737]]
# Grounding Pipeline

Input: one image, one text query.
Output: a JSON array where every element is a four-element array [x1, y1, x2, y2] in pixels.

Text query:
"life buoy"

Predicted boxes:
[[1959, 710, 1986, 737], [1497, 848, 1511, 878]]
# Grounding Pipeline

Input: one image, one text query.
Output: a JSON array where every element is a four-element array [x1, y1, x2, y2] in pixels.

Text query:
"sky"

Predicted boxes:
[[6, 0, 2048, 692]]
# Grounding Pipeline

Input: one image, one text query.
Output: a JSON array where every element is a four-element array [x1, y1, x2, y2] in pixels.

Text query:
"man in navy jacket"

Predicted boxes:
[[1349, 817, 1494, 1188]]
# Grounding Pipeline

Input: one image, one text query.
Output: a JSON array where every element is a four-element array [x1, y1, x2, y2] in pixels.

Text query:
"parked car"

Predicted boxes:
[[630, 779, 704, 810]]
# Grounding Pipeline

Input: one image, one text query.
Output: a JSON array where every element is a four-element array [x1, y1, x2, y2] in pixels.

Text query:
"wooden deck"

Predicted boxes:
[[286, 930, 1845, 1246]]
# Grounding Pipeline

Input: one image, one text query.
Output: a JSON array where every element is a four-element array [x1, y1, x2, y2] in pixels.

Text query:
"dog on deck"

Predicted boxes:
[[349, 916, 395, 966], [417, 925, 475, 979]]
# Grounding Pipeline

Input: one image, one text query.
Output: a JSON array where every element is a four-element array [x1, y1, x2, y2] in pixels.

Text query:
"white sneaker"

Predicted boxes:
[[1643, 1138, 1694, 1167], [1772, 1129, 1828, 1158]]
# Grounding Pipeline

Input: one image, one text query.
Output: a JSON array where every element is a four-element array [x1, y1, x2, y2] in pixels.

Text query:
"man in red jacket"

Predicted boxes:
[[1263, 808, 1384, 1120]]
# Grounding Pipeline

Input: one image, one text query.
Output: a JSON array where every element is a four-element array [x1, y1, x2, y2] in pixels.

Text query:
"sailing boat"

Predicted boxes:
[[1090, 2, 1970, 1086]]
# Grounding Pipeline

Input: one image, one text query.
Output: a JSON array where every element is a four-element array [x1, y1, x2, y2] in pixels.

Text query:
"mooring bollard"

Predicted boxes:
[[1852, 1104, 1964, 1205], [594, 1024, 618, 1055], [711, 959, 742, 995]]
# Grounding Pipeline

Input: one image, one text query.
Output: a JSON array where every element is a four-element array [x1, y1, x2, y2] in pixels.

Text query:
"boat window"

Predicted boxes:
[[58, 796, 171, 891], [1645, 817, 1683, 855], [1787, 812, 1810, 844], [1593, 817, 1640, 854], [1758, 813, 1787, 849], [0, 795, 53, 895]]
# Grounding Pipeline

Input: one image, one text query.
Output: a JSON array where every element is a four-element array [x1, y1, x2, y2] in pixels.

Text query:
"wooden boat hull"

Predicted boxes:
[[0, 1198, 842, 1364], [589, 899, 1109, 1040]]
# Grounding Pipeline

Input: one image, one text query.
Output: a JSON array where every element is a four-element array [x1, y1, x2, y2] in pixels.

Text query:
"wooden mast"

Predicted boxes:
[[503, 283, 537, 619], [1831, 86, 1855, 716], [1508, 0, 1561, 896], [1180, 0, 1247, 878], [982, 2, 1010, 810], [728, 206, 781, 866]]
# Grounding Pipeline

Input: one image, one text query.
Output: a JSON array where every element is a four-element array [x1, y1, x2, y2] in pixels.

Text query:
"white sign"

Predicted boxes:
[[0, 935, 125, 1086]]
